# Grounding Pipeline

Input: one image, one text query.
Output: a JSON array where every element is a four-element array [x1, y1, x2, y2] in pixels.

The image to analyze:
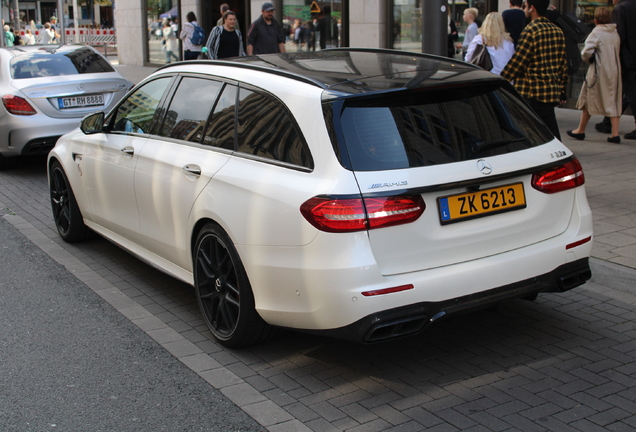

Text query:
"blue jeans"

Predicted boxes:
[[165, 50, 178, 63]]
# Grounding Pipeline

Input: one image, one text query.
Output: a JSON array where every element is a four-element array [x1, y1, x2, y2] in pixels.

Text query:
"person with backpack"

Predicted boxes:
[[180, 11, 204, 60]]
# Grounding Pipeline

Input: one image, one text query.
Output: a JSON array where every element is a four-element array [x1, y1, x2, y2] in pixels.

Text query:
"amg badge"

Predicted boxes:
[[368, 181, 408, 189]]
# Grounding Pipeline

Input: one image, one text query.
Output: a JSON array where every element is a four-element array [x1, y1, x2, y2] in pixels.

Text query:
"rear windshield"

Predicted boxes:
[[324, 82, 554, 171], [10, 47, 115, 79]]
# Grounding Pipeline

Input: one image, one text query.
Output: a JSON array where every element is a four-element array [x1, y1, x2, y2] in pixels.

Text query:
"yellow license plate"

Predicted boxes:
[[438, 183, 526, 224]]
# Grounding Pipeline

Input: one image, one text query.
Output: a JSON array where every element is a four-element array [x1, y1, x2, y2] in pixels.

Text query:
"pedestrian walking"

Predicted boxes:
[[502, 0, 526, 46], [163, 20, 179, 63], [456, 8, 479, 60], [447, 10, 459, 58], [316, 5, 338, 49], [24, 29, 35, 45], [49, 16, 59, 42], [567, 7, 622, 143], [216, 3, 240, 32], [595, 0, 636, 140], [246, 2, 286, 55], [465, 12, 515, 75], [38, 23, 55, 44], [3, 25, 14, 47], [180, 11, 203, 60], [206, 11, 245, 59], [501, 0, 568, 140]]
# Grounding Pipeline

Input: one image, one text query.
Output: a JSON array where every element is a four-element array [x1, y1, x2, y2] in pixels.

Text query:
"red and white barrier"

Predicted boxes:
[[19, 29, 116, 46]]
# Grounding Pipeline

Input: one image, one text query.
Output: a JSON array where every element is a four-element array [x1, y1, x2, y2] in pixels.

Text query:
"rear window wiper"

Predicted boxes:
[[472, 137, 529, 153]]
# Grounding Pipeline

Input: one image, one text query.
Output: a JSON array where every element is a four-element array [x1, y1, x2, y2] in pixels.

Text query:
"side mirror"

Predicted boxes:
[[80, 112, 105, 134]]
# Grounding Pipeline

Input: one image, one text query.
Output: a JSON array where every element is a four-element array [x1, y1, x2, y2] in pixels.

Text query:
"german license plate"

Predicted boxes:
[[59, 94, 104, 109], [438, 183, 526, 225]]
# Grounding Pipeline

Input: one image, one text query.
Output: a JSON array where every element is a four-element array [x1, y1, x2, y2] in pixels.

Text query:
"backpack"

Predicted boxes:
[[190, 24, 206, 45]]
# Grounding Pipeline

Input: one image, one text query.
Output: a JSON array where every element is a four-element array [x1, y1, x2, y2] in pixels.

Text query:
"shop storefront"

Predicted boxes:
[[385, 0, 619, 106], [140, 0, 349, 66]]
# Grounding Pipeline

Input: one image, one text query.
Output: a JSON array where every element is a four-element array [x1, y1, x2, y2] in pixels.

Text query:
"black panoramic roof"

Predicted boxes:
[[163, 48, 505, 97]]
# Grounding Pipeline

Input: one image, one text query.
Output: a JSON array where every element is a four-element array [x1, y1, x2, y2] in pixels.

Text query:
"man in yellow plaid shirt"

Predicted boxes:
[[501, 0, 568, 140]]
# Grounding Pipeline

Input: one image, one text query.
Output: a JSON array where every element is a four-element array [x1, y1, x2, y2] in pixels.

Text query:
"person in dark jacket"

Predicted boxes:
[[447, 11, 458, 58], [502, 0, 527, 45], [316, 5, 338, 49], [247, 2, 286, 55]]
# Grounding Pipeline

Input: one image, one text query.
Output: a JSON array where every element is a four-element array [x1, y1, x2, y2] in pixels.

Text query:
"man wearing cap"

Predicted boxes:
[[50, 16, 59, 42], [247, 2, 285, 55]]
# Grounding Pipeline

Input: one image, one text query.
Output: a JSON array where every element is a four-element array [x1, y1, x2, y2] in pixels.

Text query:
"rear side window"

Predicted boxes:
[[11, 48, 115, 79], [236, 87, 313, 169], [203, 84, 238, 150], [326, 83, 554, 171], [159, 77, 223, 143]]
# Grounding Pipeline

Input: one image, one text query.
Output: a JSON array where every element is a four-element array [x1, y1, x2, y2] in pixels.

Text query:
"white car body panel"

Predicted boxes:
[[47, 51, 594, 344], [356, 140, 578, 275], [134, 138, 232, 269], [82, 133, 147, 244], [244, 186, 592, 329]]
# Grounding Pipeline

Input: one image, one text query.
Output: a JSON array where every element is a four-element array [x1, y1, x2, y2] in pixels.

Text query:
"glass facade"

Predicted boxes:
[[388, 0, 620, 105], [391, 0, 422, 53], [145, 0, 178, 65], [282, 1, 345, 52]]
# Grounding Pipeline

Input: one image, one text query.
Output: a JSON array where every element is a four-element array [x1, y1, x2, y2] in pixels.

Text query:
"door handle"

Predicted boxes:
[[121, 146, 134, 157], [182, 164, 202, 177]]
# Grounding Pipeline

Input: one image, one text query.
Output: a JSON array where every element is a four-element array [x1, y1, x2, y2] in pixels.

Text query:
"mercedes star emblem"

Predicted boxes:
[[477, 159, 492, 175]]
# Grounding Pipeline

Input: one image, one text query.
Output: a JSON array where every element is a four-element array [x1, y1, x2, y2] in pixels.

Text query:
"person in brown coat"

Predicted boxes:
[[567, 7, 623, 143]]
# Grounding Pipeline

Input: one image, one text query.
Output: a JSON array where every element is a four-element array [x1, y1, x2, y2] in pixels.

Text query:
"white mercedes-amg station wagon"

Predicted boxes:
[[48, 49, 593, 347]]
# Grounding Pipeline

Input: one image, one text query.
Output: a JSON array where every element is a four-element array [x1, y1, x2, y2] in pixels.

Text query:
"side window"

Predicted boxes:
[[202, 84, 237, 150], [236, 88, 313, 169], [111, 78, 171, 134], [160, 77, 223, 143]]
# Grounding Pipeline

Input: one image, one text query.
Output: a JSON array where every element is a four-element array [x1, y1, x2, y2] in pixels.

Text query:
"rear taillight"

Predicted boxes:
[[531, 158, 585, 194], [2, 95, 37, 115], [300, 195, 425, 233]]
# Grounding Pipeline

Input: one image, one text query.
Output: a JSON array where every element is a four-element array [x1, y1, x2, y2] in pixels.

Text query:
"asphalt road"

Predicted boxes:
[[0, 216, 266, 432]]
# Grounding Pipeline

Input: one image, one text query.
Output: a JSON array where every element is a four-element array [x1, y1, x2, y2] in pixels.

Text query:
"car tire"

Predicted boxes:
[[194, 223, 277, 347], [49, 160, 91, 243]]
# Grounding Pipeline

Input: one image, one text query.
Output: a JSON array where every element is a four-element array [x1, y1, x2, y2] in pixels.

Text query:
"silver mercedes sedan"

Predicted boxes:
[[0, 44, 132, 169]]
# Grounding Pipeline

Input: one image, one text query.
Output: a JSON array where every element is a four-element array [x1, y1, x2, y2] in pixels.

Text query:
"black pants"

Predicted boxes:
[[526, 98, 561, 141], [184, 50, 200, 61], [600, 68, 636, 129]]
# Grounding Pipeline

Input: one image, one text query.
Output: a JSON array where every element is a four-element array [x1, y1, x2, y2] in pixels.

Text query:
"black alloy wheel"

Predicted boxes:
[[194, 223, 275, 347], [49, 161, 90, 243]]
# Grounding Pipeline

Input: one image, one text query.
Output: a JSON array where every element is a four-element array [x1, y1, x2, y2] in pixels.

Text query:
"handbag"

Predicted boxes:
[[468, 44, 493, 71]]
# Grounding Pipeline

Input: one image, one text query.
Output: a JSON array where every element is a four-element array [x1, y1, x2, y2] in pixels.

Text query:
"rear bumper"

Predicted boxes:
[[300, 258, 591, 343], [0, 113, 80, 157]]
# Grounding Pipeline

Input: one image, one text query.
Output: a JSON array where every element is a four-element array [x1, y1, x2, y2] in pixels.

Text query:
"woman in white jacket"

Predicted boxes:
[[465, 12, 515, 76]]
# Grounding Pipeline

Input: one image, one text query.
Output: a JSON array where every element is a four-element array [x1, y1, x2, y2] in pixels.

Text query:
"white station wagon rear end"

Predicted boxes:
[[48, 49, 593, 347]]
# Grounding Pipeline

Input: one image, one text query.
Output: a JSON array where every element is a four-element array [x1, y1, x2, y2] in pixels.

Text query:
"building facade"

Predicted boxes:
[[116, 0, 607, 68]]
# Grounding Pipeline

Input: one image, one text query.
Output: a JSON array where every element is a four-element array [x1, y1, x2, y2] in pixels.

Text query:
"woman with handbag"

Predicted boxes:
[[566, 7, 622, 144], [465, 12, 515, 75]]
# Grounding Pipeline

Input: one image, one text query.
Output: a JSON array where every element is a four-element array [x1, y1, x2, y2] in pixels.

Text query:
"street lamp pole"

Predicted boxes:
[[421, 0, 448, 57], [57, 0, 65, 43], [12, 0, 20, 33]]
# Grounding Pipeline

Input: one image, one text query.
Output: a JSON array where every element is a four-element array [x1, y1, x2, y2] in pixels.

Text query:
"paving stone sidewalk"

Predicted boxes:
[[556, 108, 636, 269]]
